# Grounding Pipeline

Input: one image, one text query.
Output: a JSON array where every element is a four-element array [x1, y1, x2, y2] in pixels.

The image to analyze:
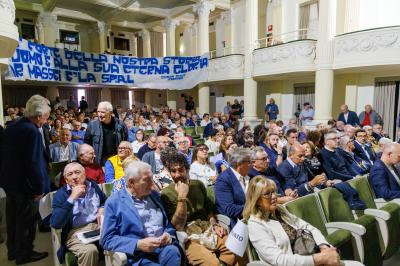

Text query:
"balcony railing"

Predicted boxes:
[[209, 46, 244, 59], [255, 28, 318, 49]]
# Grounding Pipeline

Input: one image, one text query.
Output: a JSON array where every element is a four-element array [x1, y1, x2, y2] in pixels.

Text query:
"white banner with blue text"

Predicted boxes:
[[6, 39, 208, 89]]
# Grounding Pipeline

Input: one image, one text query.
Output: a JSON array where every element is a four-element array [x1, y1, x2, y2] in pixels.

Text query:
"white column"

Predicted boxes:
[[0, 59, 7, 126], [139, 30, 151, 57], [163, 18, 180, 110], [36, 20, 44, 44], [193, 0, 214, 115], [314, 0, 336, 123], [243, 0, 260, 124], [97, 21, 108, 53], [0, 0, 19, 58], [281, 0, 297, 42], [215, 16, 225, 56], [38, 12, 58, 46]]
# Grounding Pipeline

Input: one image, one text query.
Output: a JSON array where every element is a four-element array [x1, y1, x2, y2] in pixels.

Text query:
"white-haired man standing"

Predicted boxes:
[[84, 101, 128, 165], [0, 95, 50, 264]]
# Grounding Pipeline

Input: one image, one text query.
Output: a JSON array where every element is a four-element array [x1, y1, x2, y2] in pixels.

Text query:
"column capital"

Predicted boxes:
[[220, 10, 231, 23], [162, 18, 180, 32], [138, 29, 150, 41], [1, 0, 16, 21], [38, 11, 57, 25], [193, 0, 215, 17]]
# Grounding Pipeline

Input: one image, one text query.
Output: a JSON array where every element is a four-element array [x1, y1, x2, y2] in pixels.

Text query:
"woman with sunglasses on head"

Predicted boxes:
[[244, 176, 362, 266], [189, 144, 217, 187]]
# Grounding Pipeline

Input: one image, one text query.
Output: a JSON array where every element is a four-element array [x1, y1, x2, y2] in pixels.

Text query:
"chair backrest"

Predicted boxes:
[[49, 161, 68, 183], [347, 176, 377, 209], [143, 129, 154, 136], [184, 127, 196, 136], [284, 194, 328, 236], [317, 188, 355, 223], [195, 138, 205, 145], [101, 182, 114, 197], [206, 185, 215, 204], [196, 126, 205, 135]]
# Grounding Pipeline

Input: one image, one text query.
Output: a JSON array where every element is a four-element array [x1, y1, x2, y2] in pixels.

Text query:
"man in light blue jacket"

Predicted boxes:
[[50, 128, 79, 162]]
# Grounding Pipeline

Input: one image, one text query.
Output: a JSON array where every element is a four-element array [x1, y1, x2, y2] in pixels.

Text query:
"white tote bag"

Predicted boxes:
[[225, 219, 249, 257]]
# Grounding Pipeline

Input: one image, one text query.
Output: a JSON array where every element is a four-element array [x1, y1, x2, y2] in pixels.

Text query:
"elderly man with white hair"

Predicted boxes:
[[0, 95, 50, 264], [101, 161, 182, 266], [84, 101, 128, 165], [369, 142, 400, 199], [338, 135, 370, 176], [51, 162, 106, 266]]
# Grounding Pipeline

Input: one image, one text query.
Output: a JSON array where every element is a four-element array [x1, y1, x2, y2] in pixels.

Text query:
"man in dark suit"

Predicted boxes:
[[353, 129, 376, 165], [215, 147, 252, 228], [278, 144, 326, 197], [372, 124, 386, 141], [0, 95, 50, 264], [337, 104, 359, 126], [369, 142, 400, 199], [319, 131, 355, 181]]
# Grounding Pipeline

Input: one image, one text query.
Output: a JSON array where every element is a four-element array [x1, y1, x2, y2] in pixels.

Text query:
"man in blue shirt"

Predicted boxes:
[[71, 121, 85, 144], [51, 162, 106, 266]]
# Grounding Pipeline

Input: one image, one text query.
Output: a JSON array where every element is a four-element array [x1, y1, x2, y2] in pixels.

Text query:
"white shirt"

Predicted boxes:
[[200, 119, 211, 127], [60, 143, 70, 161], [205, 139, 219, 155], [189, 161, 216, 187], [344, 112, 349, 123], [131, 140, 145, 154], [231, 168, 249, 192]]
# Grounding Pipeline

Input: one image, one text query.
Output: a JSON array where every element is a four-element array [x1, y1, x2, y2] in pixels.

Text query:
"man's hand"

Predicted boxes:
[[70, 184, 86, 200], [175, 181, 189, 199], [326, 180, 335, 187], [137, 237, 161, 252], [33, 194, 44, 201], [213, 224, 227, 238], [159, 232, 172, 246], [310, 174, 326, 187], [97, 208, 104, 226]]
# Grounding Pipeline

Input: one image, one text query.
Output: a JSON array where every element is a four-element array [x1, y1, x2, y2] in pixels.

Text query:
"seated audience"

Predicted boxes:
[[215, 147, 252, 227], [338, 104, 359, 126], [205, 129, 220, 155], [353, 129, 376, 165], [245, 176, 345, 266], [260, 132, 284, 170], [302, 141, 326, 178], [71, 120, 85, 144], [161, 153, 238, 266], [285, 128, 299, 151], [249, 147, 294, 203], [344, 125, 356, 139], [131, 129, 146, 154], [77, 144, 105, 184], [372, 124, 386, 141], [338, 136, 369, 176], [153, 147, 176, 191], [200, 113, 211, 127], [143, 136, 170, 174], [101, 161, 182, 266], [214, 141, 238, 174], [278, 144, 327, 197], [189, 144, 217, 187], [104, 141, 133, 183], [376, 137, 392, 159], [49, 128, 79, 162], [137, 134, 157, 160], [319, 131, 354, 181], [51, 162, 106, 266], [175, 136, 193, 165], [369, 142, 400, 200]]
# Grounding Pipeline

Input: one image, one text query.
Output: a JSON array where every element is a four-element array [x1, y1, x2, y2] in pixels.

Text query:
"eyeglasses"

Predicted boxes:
[[326, 137, 340, 140], [199, 147, 209, 152], [261, 191, 276, 199], [118, 147, 131, 151]]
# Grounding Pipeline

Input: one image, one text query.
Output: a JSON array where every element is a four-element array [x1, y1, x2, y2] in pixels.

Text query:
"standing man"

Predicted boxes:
[[67, 95, 77, 111], [84, 101, 128, 165], [223, 101, 232, 115], [338, 104, 360, 126], [79, 96, 88, 112], [265, 98, 279, 122], [0, 95, 50, 264]]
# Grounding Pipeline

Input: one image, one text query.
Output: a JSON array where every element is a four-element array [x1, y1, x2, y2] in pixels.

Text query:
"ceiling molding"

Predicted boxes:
[[53, 7, 98, 22], [42, 0, 58, 12]]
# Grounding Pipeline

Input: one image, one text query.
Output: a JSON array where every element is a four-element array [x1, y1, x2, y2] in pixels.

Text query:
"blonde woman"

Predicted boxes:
[[243, 176, 362, 266]]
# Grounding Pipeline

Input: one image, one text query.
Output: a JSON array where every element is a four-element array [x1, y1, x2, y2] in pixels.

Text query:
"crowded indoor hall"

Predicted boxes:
[[0, 0, 400, 266]]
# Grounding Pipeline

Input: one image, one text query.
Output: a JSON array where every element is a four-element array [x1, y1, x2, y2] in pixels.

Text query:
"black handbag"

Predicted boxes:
[[292, 229, 320, 255]]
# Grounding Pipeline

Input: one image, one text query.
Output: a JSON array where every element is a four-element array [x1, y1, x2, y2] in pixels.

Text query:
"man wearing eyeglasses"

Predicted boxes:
[[353, 129, 376, 166], [319, 131, 354, 181], [104, 141, 133, 183], [143, 136, 171, 174]]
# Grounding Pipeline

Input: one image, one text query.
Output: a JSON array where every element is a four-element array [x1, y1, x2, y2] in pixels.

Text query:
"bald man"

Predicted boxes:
[[278, 143, 327, 197], [338, 104, 359, 126], [369, 142, 400, 199]]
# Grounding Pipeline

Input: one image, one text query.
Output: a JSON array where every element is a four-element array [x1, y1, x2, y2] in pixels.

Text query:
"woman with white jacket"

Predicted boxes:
[[243, 176, 363, 266]]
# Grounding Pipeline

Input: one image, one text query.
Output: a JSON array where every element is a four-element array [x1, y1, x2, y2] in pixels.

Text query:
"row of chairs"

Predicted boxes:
[[247, 176, 400, 266]]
